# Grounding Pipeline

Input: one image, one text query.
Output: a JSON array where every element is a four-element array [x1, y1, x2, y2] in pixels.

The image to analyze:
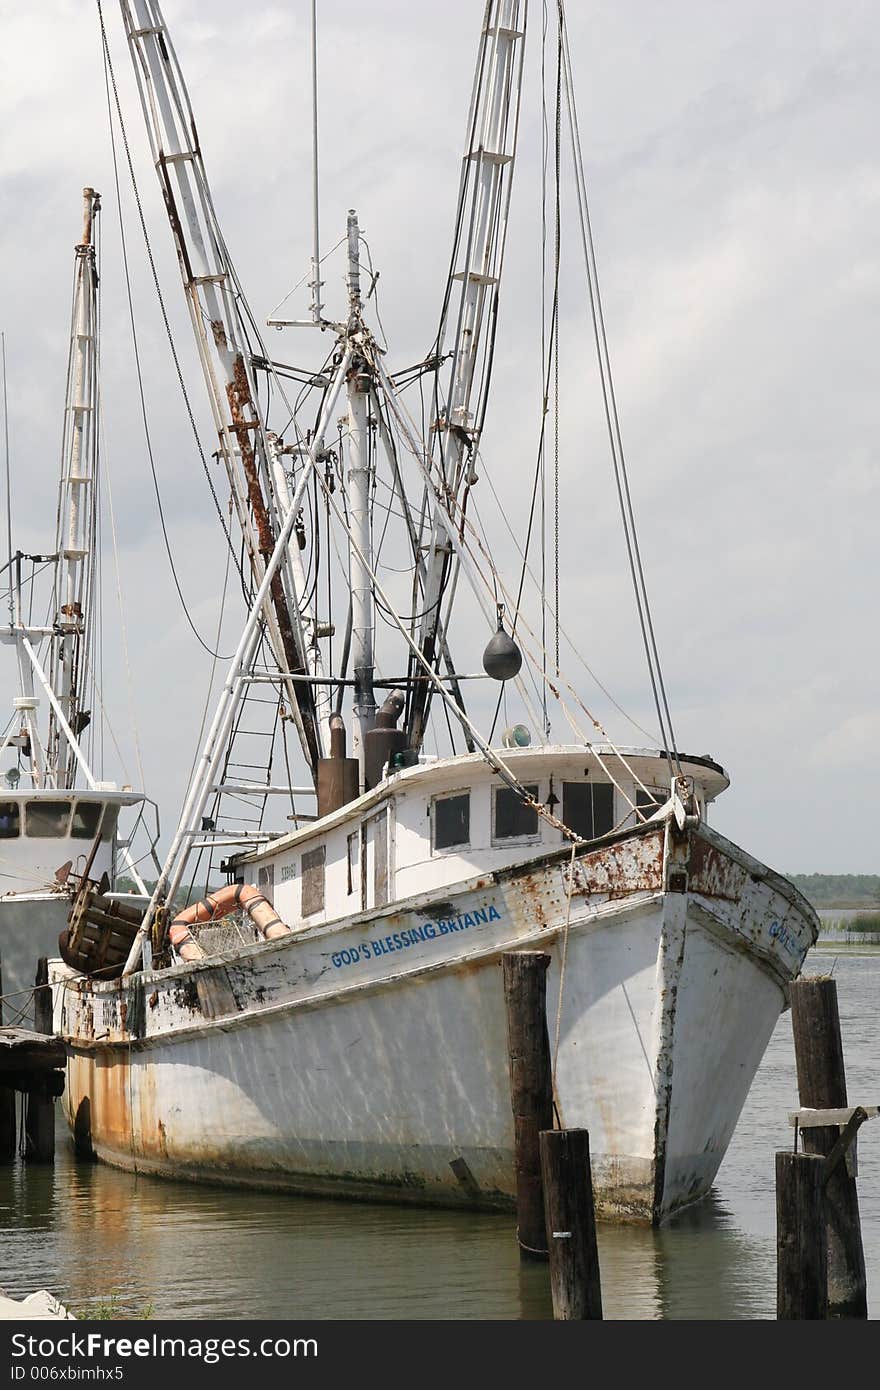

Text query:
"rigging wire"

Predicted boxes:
[[540, 0, 549, 738], [376, 362, 659, 809], [472, 465, 661, 743], [100, 21, 234, 661], [1, 333, 12, 624], [557, 0, 681, 773], [489, 25, 562, 745], [97, 0, 246, 603], [100, 405, 147, 791]]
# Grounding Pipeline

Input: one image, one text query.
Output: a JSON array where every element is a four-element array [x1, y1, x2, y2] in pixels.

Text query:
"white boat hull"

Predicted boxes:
[[56, 818, 818, 1222], [0, 894, 70, 1021]]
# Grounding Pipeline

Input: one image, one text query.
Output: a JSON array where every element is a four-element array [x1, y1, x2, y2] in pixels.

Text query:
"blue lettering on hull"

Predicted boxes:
[[330, 902, 503, 969]]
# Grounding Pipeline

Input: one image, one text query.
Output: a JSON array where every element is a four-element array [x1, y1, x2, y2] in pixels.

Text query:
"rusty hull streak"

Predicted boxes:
[[569, 823, 665, 900], [687, 836, 747, 901]]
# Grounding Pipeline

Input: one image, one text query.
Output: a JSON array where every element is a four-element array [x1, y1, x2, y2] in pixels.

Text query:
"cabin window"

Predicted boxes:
[[99, 804, 119, 842], [25, 800, 71, 838], [493, 785, 539, 843], [257, 863, 274, 897], [0, 802, 20, 839], [636, 787, 666, 818], [71, 801, 103, 840], [301, 846, 325, 916], [432, 792, 470, 852], [367, 810, 389, 909], [562, 782, 614, 841], [347, 831, 359, 896]]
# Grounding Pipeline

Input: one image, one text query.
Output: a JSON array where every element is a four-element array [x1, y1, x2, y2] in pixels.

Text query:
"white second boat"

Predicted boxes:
[[0, 189, 146, 1019]]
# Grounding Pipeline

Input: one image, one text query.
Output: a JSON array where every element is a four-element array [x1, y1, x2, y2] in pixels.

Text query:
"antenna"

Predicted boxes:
[[266, 0, 327, 330], [1, 331, 12, 624], [308, 0, 323, 322]]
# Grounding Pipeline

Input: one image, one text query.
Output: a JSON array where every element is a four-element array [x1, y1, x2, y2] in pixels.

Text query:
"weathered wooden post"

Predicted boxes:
[[25, 958, 54, 1163], [0, 954, 16, 1163], [790, 976, 867, 1318], [540, 1129, 602, 1319], [777, 1151, 827, 1318], [502, 951, 553, 1260]]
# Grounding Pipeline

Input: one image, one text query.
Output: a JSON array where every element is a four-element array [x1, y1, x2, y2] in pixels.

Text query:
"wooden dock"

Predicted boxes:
[[0, 959, 65, 1164]]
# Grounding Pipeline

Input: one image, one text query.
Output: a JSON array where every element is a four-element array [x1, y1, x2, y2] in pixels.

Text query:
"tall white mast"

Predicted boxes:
[[48, 187, 101, 788], [118, 0, 326, 773], [344, 212, 375, 783], [407, 0, 526, 751]]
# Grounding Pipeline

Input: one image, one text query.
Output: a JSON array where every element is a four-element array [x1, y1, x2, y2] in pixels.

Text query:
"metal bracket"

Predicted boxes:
[[788, 1105, 879, 1181]]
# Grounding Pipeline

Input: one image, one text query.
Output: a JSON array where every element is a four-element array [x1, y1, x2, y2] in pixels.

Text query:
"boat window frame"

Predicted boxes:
[[561, 780, 615, 842], [346, 830, 359, 896], [301, 844, 326, 916], [366, 806, 391, 909], [430, 789, 471, 855], [24, 799, 73, 839], [0, 801, 20, 839], [71, 800, 104, 840], [491, 783, 542, 847], [636, 785, 667, 820]]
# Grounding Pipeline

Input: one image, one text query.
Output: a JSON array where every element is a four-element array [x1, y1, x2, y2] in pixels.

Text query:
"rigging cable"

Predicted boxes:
[[557, 0, 681, 773], [100, 17, 234, 661], [1, 333, 12, 624], [540, 0, 549, 738], [97, 1, 246, 604], [489, 26, 562, 745], [100, 421, 146, 789]]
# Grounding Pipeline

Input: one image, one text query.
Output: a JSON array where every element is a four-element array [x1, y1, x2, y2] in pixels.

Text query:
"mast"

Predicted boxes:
[[344, 212, 376, 784], [307, 0, 323, 324], [407, 0, 526, 752], [47, 187, 101, 789], [118, 0, 326, 774]]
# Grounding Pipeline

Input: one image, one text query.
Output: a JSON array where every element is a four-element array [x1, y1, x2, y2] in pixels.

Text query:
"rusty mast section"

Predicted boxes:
[[117, 0, 324, 779]]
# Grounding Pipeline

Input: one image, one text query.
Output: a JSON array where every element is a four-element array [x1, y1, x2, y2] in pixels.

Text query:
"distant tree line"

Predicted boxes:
[[788, 873, 880, 908], [114, 876, 224, 912]]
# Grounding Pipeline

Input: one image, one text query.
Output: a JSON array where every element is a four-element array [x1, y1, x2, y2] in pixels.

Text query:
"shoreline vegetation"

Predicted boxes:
[[788, 873, 880, 909], [819, 912, 880, 937]]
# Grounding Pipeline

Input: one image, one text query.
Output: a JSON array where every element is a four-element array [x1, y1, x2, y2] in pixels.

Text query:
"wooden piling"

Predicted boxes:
[[25, 958, 55, 1163], [32, 957, 52, 1034], [790, 976, 867, 1318], [776, 1151, 827, 1319], [502, 951, 553, 1260], [0, 954, 14, 1162], [540, 1129, 602, 1319]]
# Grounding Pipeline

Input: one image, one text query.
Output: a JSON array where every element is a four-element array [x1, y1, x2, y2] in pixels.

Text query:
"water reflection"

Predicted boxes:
[[0, 947, 876, 1320]]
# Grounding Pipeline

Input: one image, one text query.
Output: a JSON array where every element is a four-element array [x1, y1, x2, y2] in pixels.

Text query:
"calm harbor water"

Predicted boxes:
[[1, 945, 877, 1320]]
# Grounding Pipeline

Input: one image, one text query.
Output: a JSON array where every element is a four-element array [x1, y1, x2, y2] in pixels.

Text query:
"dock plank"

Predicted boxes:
[[0, 1028, 66, 1072]]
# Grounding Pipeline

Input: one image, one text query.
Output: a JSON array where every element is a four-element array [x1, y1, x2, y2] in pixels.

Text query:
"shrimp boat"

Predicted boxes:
[[0, 190, 146, 1023], [54, 0, 818, 1222]]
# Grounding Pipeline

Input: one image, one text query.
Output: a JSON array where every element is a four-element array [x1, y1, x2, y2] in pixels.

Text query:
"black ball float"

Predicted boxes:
[[482, 606, 523, 682]]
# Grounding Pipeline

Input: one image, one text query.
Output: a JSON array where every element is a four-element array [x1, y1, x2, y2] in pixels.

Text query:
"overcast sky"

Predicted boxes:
[[1, 1, 877, 876]]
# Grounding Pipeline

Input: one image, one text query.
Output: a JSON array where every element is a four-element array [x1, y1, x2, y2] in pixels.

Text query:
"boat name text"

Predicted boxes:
[[768, 919, 804, 960], [330, 904, 502, 969]]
